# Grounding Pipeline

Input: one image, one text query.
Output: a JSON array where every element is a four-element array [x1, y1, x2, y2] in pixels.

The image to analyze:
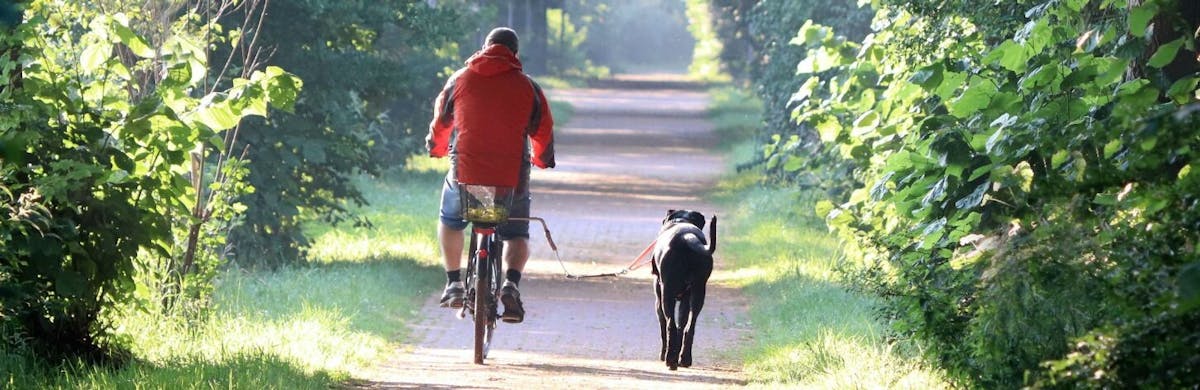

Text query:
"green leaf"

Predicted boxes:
[[111, 22, 155, 58], [783, 156, 805, 172], [1093, 58, 1129, 87], [885, 151, 914, 172], [1104, 139, 1122, 158], [1140, 137, 1157, 151], [934, 71, 968, 100], [851, 110, 879, 137], [815, 200, 835, 219], [984, 40, 1032, 72], [1014, 161, 1034, 192], [816, 116, 842, 142], [80, 43, 112, 74], [922, 177, 948, 206], [1065, 0, 1089, 12], [870, 172, 895, 201], [1128, 3, 1158, 38], [1148, 38, 1185, 68], [187, 56, 207, 85], [1167, 76, 1199, 104], [161, 62, 191, 88], [790, 76, 820, 105], [264, 67, 301, 112], [194, 96, 240, 130], [955, 182, 990, 210], [1051, 150, 1070, 168], [909, 63, 944, 90], [969, 164, 994, 181], [1019, 64, 1060, 92], [794, 20, 828, 47], [796, 47, 842, 75], [947, 78, 996, 119], [920, 217, 948, 248]]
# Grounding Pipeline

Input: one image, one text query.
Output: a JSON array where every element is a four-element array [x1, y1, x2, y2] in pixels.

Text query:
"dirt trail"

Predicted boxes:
[[361, 79, 750, 389]]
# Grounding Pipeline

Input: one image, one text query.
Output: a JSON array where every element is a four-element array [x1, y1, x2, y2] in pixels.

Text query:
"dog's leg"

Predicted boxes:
[[655, 277, 668, 362], [674, 289, 692, 367], [680, 282, 706, 368], [660, 277, 684, 370]]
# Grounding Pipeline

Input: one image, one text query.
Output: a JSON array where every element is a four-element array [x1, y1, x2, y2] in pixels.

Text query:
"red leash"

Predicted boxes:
[[513, 216, 656, 279], [624, 240, 657, 271], [563, 238, 657, 279]]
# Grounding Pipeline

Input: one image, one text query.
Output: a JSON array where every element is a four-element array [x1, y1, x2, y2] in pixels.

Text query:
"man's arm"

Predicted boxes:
[[528, 79, 555, 169], [427, 71, 462, 157]]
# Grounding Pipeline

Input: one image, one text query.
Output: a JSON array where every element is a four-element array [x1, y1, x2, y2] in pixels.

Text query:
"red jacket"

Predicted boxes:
[[427, 44, 555, 187]]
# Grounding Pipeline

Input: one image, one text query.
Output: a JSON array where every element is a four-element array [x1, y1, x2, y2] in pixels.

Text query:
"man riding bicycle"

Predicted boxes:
[[426, 27, 555, 324]]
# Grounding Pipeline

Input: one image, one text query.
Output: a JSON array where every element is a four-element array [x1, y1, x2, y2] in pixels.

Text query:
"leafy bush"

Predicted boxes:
[[704, 0, 1200, 386], [1, 0, 298, 361]]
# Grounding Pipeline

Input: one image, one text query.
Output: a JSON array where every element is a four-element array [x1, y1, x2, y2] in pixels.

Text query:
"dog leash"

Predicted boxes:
[[563, 240, 657, 279], [512, 217, 655, 279]]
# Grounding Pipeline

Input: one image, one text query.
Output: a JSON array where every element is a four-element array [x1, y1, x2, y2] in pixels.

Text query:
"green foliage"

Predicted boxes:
[[705, 0, 1200, 386], [4, 168, 443, 387], [1036, 309, 1200, 388], [219, 1, 466, 267], [695, 0, 872, 189], [684, 0, 729, 82], [710, 171, 949, 388], [1, 0, 299, 362], [547, 8, 610, 79]]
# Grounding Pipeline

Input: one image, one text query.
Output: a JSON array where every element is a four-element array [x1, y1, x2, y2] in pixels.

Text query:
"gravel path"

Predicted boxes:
[[360, 81, 750, 389]]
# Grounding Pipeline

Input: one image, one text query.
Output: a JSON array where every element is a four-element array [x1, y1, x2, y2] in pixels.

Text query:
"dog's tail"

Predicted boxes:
[[707, 215, 717, 255]]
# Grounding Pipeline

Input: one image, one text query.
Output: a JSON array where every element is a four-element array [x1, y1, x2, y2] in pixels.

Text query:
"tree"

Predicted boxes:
[[219, 1, 467, 267]]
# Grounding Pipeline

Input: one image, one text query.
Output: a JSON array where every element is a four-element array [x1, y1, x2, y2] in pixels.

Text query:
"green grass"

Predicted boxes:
[[707, 86, 763, 152], [3, 160, 448, 388], [533, 76, 585, 90], [707, 88, 950, 388]]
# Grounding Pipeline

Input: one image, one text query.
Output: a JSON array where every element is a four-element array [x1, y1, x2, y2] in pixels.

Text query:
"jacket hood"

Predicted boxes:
[[466, 44, 523, 76]]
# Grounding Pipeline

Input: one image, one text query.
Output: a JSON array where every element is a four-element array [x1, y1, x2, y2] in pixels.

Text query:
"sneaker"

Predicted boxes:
[[500, 283, 525, 323], [439, 282, 464, 308]]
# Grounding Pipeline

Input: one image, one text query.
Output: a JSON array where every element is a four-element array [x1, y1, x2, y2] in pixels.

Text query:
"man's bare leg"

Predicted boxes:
[[439, 221, 465, 271], [503, 238, 529, 274], [500, 237, 528, 323], [438, 221, 466, 307]]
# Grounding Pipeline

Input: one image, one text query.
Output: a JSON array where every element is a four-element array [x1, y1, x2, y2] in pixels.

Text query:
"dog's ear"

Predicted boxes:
[[663, 209, 677, 224], [690, 211, 705, 230]]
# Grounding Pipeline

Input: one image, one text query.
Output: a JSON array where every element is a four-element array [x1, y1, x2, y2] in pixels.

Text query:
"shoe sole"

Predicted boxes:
[[500, 294, 523, 323]]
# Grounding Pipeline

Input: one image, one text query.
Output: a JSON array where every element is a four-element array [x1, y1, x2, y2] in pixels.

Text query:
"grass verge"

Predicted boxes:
[[3, 162, 447, 388], [707, 87, 950, 388]]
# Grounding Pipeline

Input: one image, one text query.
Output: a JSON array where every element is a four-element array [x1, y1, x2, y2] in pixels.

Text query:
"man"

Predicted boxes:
[[426, 27, 555, 324]]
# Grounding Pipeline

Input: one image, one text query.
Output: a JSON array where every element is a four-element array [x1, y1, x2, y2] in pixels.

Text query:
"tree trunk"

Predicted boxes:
[[527, 0, 548, 75]]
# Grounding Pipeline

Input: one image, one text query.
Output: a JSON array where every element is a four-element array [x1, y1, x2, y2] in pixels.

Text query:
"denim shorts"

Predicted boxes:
[[439, 157, 532, 239]]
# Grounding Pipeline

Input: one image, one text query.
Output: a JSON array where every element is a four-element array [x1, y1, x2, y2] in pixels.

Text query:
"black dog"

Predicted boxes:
[[651, 209, 716, 370]]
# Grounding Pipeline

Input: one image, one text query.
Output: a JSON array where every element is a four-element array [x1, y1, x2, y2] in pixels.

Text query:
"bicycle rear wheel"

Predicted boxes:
[[472, 233, 495, 364]]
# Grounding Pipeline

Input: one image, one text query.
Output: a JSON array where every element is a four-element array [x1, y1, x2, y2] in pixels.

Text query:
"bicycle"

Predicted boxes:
[[456, 184, 513, 364], [455, 182, 568, 364]]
